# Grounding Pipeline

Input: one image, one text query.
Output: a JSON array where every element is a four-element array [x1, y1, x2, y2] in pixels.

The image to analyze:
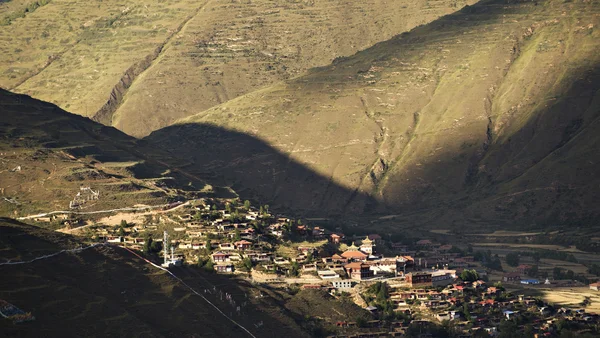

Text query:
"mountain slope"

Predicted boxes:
[[149, 0, 600, 227], [0, 218, 308, 337], [0, 0, 477, 137], [0, 89, 218, 218]]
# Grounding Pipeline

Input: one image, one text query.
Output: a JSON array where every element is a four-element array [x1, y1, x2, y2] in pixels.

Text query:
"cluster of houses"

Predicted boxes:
[[79, 200, 600, 337], [88, 203, 505, 290]]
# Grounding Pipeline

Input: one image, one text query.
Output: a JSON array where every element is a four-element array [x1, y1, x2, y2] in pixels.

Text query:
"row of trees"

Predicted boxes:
[[473, 250, 503, 271]]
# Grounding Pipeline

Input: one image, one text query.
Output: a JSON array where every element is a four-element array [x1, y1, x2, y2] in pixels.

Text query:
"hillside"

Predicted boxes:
[[0, 217, 309, 337], [0, 0, 477, 137], [0, 89, 222, 219], [148, 0, 600, 228]]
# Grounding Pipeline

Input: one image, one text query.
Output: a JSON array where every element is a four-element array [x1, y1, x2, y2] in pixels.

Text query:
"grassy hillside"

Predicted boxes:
[[149, 0, 600, 228], [0, 0, 477, 137], [0, 89, 219, 218], [0, 218, 308, 337]]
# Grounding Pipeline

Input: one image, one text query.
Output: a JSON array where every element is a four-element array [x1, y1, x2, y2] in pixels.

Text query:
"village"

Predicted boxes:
[[40, 198, 600, 337]]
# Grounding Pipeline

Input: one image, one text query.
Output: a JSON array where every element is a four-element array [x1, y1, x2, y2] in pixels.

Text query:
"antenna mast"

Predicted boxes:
[[163, 231, 169, 265]]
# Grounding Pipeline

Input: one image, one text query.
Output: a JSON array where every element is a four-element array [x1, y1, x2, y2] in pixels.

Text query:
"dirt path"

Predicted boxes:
[[19, 201, 190, 225]]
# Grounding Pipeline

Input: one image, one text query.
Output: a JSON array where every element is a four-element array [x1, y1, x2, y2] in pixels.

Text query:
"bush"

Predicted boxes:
[[506, 253, 520, 267]]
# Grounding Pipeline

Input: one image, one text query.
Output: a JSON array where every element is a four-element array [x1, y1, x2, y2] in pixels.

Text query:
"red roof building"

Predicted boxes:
[[344, 262, 373, 280]]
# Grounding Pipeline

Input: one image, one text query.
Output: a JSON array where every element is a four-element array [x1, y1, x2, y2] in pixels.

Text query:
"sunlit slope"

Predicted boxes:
[[111, 0, 478, 137], [153, 0, 600, 226], [0, 0, 476, 137], [0, 0, 203, 117]]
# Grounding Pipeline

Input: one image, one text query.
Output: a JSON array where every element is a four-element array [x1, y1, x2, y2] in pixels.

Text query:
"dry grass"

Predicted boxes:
[[474, 243, 574, 251], [466, 231, 543, 237], [1, 0, 477, 137], [0, 0, 201, 117], [541, 288, 600, 314], [152, 0, 600, 223]]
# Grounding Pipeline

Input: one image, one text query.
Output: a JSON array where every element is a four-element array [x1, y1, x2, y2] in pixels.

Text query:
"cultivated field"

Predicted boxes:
[[541, 288, 600, 314]]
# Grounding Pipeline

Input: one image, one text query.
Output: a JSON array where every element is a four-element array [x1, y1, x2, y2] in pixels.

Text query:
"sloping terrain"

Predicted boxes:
[[148, 0, 600, 228], [0, 218, 309, 337], [0, 0, 477, 137], [0, 0, 202, 119], [0, 89, 216, 218]]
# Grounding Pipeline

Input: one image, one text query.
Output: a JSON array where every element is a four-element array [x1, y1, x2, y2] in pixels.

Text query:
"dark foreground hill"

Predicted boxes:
[[148, 0, 600, 229], [0, 218, 308, 337]]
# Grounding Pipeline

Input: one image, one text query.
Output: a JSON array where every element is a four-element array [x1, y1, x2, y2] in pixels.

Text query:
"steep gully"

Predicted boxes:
[[92, 1, 210, 126]]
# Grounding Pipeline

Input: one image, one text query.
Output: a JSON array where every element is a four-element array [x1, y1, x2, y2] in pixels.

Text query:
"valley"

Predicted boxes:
[[1, 0, 600, 336]]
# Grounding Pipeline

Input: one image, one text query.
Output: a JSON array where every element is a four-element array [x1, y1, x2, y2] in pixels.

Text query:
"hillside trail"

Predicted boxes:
[[17, 201, 190, 222]]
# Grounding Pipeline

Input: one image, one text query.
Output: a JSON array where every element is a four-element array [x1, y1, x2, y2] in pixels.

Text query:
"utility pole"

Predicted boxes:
[[163, 231, 169, 266]]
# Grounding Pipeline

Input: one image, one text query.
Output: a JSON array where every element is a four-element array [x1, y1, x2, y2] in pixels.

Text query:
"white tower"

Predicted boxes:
[[163, 231, 169, 266]]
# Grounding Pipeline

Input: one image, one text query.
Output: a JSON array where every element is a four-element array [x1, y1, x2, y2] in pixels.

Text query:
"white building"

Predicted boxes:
[[332, 280, 353, 290], [360, 236, 375, 254], [318, 270, 340, 279]]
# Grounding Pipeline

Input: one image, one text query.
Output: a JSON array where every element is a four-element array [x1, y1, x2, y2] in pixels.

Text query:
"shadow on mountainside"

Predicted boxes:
[[0, 88, 212, 197], [3, 0, 600, 230], [143, 123, 382, 217], [145, 0, 600, 229], [146, 67, 600, 229]]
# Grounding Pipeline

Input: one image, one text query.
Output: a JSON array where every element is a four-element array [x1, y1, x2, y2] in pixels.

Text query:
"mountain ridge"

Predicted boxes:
[[147, 0, 600, 228]]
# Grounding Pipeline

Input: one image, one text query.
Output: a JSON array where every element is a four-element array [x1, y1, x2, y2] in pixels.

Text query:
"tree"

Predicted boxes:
[[355, 317, 367, 328], [117, 225, 125, 237], [528, 265, 539, 277], [499, 319, 518, 338], [376, 283, 389, 303], [486, 256, 503, 271], [506, 253, 520, 267], [553, 267, 563, 279], [523, 324, 535, 338], [205, 239, 213, 252], [305, 251, 313, 264], [244, 200, 251, 210], [242, 257, 253, 272], [204, 260, 214, 272], [462, 303, 472, 322], [290, 261, 300, 277], [197, 256, 208, 268], [460, 269, 480, 282], [234, 228, 241, 241], [150, 240, 162, 253], [120, 219, 128, 228], [143, 234, 152, 254]]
